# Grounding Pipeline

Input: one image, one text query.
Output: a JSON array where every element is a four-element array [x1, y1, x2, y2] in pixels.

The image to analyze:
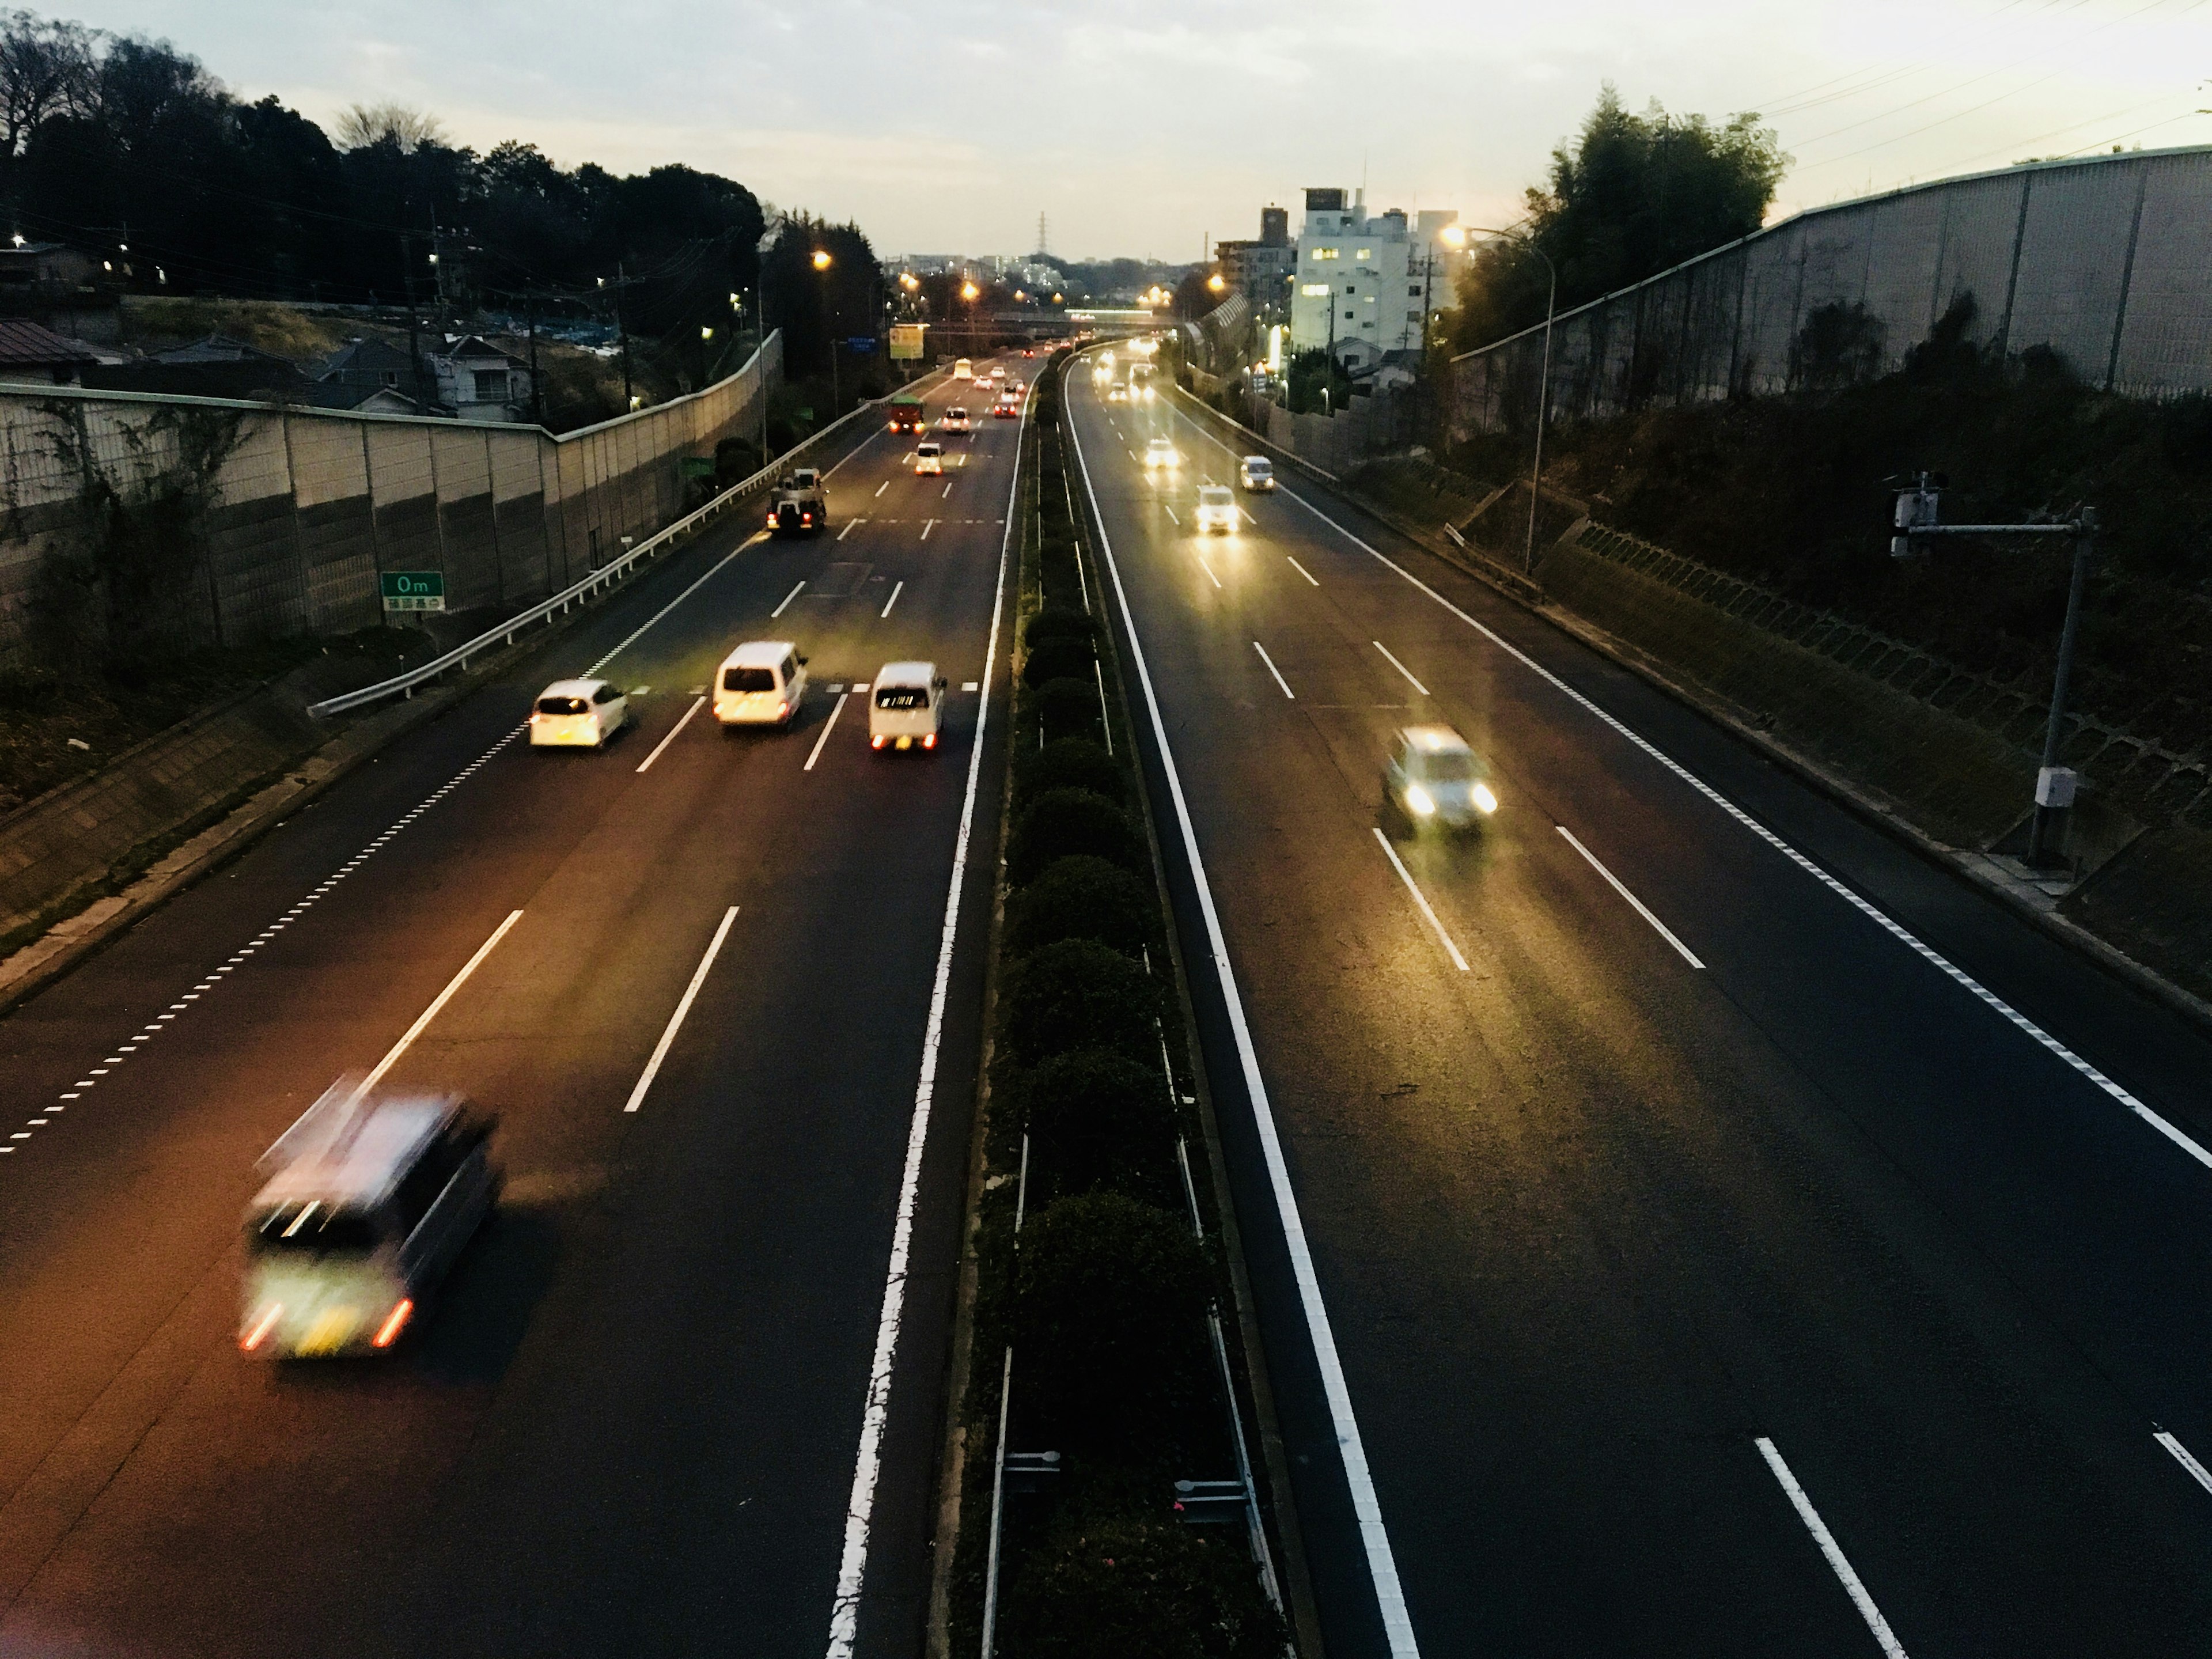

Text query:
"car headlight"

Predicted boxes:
[[1405, 783, 1435, 816], [1472, 782, 1498, 815]]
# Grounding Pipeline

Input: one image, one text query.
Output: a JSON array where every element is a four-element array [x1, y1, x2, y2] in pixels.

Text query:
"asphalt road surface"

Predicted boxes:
[[0, 359, 1033, 1658], [1065, 361, 2212, 1659]]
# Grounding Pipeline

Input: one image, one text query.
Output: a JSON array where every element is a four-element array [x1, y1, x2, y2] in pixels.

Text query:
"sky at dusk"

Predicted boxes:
[[63, 0, 2212, 258]]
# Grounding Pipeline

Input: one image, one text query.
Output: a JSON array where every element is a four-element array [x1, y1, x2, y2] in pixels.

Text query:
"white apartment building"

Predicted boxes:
[[1289, 188, 1458, 371]]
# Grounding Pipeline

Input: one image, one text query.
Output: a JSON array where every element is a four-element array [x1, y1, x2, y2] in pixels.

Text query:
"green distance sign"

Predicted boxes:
[[381, 570, 445, 611]]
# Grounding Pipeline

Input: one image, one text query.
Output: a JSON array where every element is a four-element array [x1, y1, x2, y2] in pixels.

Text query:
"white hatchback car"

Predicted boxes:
[[869, 661, 948, 751], [1194, 485, 1238, 533], [530, 678, 628, 747], [942, 407, 972, 433], [1238, 455, 1277, 492], [715, 641, 808, 726], [1143, 436, 1178, 470]]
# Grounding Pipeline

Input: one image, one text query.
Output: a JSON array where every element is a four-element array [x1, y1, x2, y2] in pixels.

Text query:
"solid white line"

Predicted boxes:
[[1755, 1438, 1911, 1659], [1371, 828, 1471, 972], [881, 579, 904, 619], [622, 906, 739, 1113], [1196, 554, 1223, 590], [1556, 825, 1706, 969], [824, 364, 1024, 1659], [772, 580, 805, 618], [2156, 1430, 2212, 1497], [635, 695, 706, 774], [1066, 396, 1419, 1659], [1287, 554, 1320, 586], [805, 694, 849, 771], [1252, 640, 1295, 699], [359, 910, 522, 1093], [1163, 402, 2212, 1176], [1373, 639, 1429, 696], [1164, 505, 1180, 525], [839, 517, 864, 541], [586, 537, 757, 675]]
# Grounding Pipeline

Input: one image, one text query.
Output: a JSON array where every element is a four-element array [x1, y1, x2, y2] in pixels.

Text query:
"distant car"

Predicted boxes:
[[953, 358, 973, 380], [916, 440, 945, 473], [715, 641, 808, 727], [993, 399, 1018, 420], [1106, 382, 1128, 403], [1143, 436, 1177, 470], [942, 407, 972, 432], [1194, 485, 1237, 533], [1021, 349, 1036, 358], [1008, 378, 1025, 395], [1238, 456, 1276, 492], [530, 677, 628, 747], [990, 366, 1007, 382], [869, 661, 948, 752], [1382, 725, 1498, 832]]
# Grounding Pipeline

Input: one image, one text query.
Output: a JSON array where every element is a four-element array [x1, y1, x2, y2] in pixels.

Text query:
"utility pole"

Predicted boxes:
[[526, 292, 543, 426], [614, 260, 632, 408], [400, 234, 429, 414]]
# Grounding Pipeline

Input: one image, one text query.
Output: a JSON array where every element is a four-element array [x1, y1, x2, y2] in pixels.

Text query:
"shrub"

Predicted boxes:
[[999, 1517, 1286, 1659], [1026, 606, 1099, 648], [1014, 1047, 1175, 1195], [1031, 677, 1104, 745], [1008, 855, 1153, 957], [1011, 1192, 1211, 1445], [1023, 633, 1095, 688], [1008, 787, 1142, 885], [1015, 737, 1124, 807], [1002, 938, 1160, 1063]]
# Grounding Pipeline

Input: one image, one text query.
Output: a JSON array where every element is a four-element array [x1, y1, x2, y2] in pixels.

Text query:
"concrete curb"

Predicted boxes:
[[1172, 385, 2212, 1042]]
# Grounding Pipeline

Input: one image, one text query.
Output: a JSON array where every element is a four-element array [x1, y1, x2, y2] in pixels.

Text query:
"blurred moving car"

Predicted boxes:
[[530, 677, 628, 747], [993, 393, 1018, 419], [1105, 382, 1128, 403], [1382, 725, 1499, 832], [869, 661, 948, 751], [240, 1080, 498, 1358], [715, 641, 809, 726], [990, 365, 1007, 383], [1143, 436, 1178, 470], [942, 406, 972, 432], [916, 439, 945, 474], [1238, 456, 1276, 492], [1194, 485, 1237, 532], [953, 358, 973, 380]]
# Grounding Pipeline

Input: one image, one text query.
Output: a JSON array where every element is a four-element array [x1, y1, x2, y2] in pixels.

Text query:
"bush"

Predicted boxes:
[[1015, 737, 1124, 808], [1023, 633, 1096, 689], [1007, 787, 1142, 885], [1002, 938, 1161, 1063], [1032, 677, 1104, 745], [1014, 1047, 1175, 1195], [1008, 855, 1153, 957], [1027, 606, 1098, 649], [999, 1517, 1286, 1659], [1011, 1192, 1211, 1444]]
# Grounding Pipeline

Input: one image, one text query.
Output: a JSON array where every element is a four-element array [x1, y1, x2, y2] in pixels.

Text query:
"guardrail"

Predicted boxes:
[[307, 388, 922, 719]]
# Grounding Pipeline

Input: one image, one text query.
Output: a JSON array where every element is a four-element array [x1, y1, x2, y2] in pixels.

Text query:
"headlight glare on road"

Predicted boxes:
[[1406, 784, 1435, 816], [1472, 782, 1498, 815]]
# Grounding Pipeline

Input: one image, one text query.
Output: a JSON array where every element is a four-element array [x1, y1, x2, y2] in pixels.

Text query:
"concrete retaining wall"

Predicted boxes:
[[0, 331, 782, 659], [1450, 146, 2212, 437]]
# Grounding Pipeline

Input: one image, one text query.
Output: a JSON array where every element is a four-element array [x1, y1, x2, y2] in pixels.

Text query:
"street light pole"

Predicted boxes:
[[1462, 226, 1558, 574]]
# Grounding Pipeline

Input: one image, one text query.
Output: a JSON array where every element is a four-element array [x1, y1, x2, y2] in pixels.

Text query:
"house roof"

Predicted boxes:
[[435, 333, 524, 366], [0, 317, 98, 366], [152, 334, 294, 366], [319, 336, 416, 377], [297, 379, 423, 414]]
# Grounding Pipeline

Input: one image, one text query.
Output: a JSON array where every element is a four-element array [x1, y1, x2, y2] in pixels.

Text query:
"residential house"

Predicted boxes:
[[1289, 189, 1454, 370], [429, 334, 531, 422], [315, 336, 430, 414], [1217, 204, 1297, 316], [0, 317, 97, 385]]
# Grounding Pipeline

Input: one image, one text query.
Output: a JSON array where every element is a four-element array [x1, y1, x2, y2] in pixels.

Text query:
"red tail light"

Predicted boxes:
[[871, 734, 887, 749], [922, 732, 938, 749], [240, 1303, 283, 1351], [372, 1299, 414, 1349]]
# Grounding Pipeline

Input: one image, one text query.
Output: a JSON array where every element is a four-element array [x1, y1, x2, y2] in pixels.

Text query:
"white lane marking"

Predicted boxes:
[[1196, 553, 1223, 590], [962, 681, 979, 692], [839, 518, 865, 542], [1556, 825, 1706, 969], [636, 695, 706, 774], [623, 906, 740, 1113], [805, 694, 850, 771], [1756, 1438, 1912, 1659], [1287, 554, 1320, 586], [922, 518, 936, 540], [1253, 640, 1295, 700], [825, 362, 1024, 1659], [587, 535, 760, 676], [2156, 1429, 2212, 1497], [1174, 410, 2212, 1177], [1371, 828, 1471, 972], [1373, 640, 1429, 696], [772, 580, 806, 618], [1066, 397, 1418, 1659], [942, 481, 953, 499], [358, 910, 524, 1094], [1164, 505, 1180, 525], [875, 480, 889, 498], [882, 579, 904, 619]]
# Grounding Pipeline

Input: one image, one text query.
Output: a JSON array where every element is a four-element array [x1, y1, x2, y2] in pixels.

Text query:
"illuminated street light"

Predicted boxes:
[[812, 249, 832, 271], [961, 280, 979, 301], [1207, 272, 1225, 293], [700, 325, 714, 340], [1440, 225, 1468, 249]]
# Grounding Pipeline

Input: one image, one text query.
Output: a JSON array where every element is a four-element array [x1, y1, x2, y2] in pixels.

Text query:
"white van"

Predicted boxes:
[[869, 661, 948, 751], [915, 440, 944, 475], [715, 640, 808, 726], [953, 358, 974, 380], [240, 1080, 498, 1358]]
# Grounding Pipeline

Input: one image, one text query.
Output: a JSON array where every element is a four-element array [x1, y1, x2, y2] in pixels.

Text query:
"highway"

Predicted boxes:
[[1063, 361, 2212, 1658], [0, 362, 1028, 1657]]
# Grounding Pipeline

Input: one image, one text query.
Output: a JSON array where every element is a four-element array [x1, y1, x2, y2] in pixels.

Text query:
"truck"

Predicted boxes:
[[766, 466, 827, 536], [887, 395, 927, 434]]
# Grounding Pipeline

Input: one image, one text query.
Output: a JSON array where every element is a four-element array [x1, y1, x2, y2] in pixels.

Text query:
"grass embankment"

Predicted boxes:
[[945, 354, 1287, 1654]]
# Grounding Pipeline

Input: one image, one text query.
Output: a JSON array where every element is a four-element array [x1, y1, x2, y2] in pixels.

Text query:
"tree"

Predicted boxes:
[[1452, 84, 1789, 351], [331, 100, 444, 154], [0, 9, 94, 162]]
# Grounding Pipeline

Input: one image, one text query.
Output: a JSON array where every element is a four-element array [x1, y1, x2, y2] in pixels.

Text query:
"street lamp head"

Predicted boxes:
[[1439, 225, 1467, 249], [700, 325, 714, 340], [1207, 272, 1225, 291], [812, 249, 832, 271], [961, 281, 979, 301]]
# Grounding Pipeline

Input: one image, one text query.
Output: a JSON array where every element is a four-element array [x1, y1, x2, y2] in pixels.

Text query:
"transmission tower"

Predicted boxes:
[[1037, 211, 1048, 258]]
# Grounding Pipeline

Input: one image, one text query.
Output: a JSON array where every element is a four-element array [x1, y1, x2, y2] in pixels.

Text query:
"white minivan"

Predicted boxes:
[[953, 358, 974, 380], [715, 641, 808, 726], [240, 1080, 498, 1358], [869, 661, 948, 751]]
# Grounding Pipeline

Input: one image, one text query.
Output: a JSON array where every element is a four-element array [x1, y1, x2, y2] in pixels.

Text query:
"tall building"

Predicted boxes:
[[1289, 188, 1453, 369], [1216, 203, 1297, 315]]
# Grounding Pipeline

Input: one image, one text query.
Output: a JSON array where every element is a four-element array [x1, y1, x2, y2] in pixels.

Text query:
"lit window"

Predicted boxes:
[[1355, 248, 1372, 262], [1300, 283, 1331, 297], [1312, 247, 1339, 260]]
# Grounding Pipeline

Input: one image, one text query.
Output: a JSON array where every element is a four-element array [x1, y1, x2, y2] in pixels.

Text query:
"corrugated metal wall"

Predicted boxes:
[[0, 332, 781, 658], [1450, 146, 2212, 438]]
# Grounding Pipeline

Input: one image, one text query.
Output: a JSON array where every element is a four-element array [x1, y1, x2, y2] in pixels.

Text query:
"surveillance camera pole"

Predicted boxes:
[[1892, 475, 2097, 868]]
